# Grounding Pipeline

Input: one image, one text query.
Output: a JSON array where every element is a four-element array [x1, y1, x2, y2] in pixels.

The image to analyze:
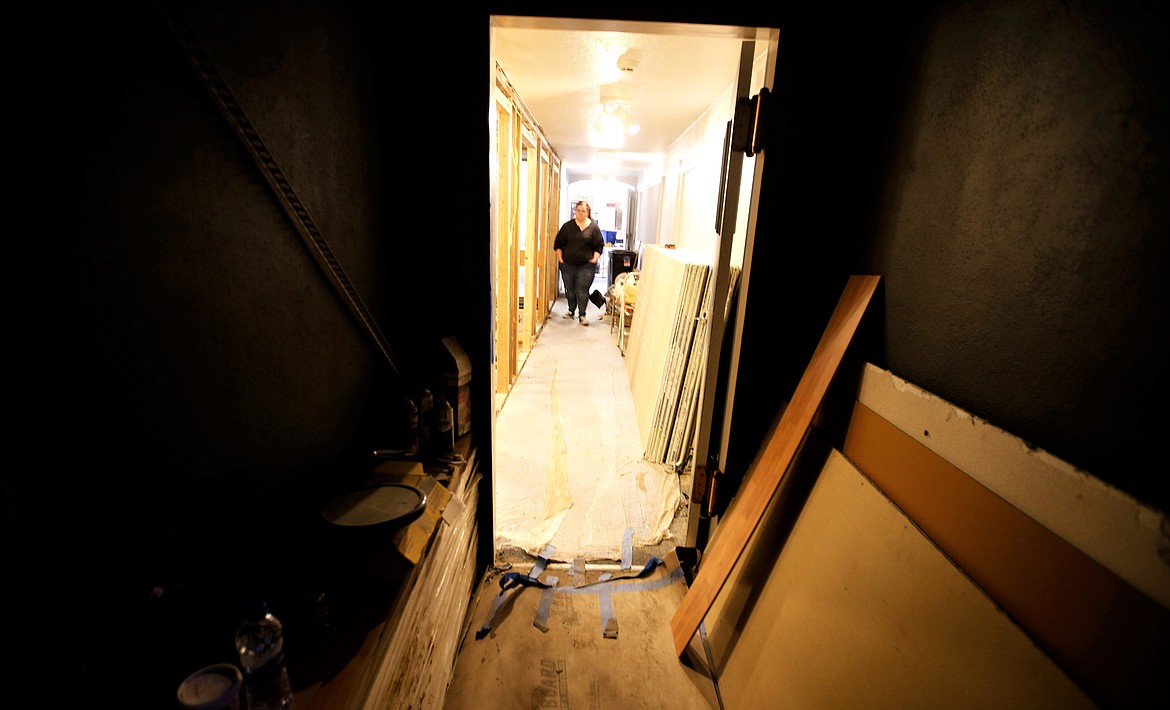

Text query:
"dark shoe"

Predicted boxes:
[[579, 316, 589, 326]]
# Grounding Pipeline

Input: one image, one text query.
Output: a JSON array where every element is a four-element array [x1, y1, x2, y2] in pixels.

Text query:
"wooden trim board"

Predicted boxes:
[[843, 400, 1170, 708], [856, 362, 1169, 608], [713, 449, 1096, 709], [670, 274, 880, 655]]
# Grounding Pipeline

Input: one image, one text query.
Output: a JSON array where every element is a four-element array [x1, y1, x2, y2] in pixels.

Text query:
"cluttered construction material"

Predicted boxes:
[[670, 274, 881, 654]]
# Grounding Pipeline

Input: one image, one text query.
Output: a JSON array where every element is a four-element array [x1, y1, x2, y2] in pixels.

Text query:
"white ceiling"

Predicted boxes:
[[492, 17, 756, 183]]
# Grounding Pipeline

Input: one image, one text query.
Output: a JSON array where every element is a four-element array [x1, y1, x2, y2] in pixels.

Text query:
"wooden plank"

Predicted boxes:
[[670, 274, 880, 655], [843, 400, 1170, 709], [494, 92, 516, 395], [856, 363, 1170, 608], [297, 446, 477, 710], [714, 450, 1096, 710]]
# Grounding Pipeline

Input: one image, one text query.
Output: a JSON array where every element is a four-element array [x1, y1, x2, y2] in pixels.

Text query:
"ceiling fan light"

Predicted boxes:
[[595, 110, 626, 136], [594, 100, 638, 145], [615, 107, 639, 135]]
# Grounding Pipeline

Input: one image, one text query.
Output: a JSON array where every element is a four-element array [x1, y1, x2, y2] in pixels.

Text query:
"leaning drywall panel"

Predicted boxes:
[[857, 363, 1169, 610], [624, 245, 711, 451], [842, 399, 1168, 708], [712, 450, 1095, 710]]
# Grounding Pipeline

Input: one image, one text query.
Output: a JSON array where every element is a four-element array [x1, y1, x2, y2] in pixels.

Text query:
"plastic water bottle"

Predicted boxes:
[[235, 601, 294, 710]]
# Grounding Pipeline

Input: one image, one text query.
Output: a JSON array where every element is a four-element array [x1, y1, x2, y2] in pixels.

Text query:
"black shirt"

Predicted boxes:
[[554, 219, 605, 265]]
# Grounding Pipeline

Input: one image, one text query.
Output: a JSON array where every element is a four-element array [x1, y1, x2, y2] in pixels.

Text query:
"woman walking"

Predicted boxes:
[[553, 200, 605, 326]]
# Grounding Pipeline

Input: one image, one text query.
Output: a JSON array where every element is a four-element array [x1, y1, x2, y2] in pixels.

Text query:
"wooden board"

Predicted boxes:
[[670, 274, 880, 655], [711, 450, 1096, 709], [855, 362, 1170, 609], [843, 397, 1170, 708], [297, 448, 479, 710]]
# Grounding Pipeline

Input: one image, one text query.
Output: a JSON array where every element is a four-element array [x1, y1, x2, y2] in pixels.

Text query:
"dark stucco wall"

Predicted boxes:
[[37, 3, 390, 559], [730, 0, 1168, 514], [15, 1, 490, 701], [10, 0, 1167, 703], [872, 0, 1168, 510]]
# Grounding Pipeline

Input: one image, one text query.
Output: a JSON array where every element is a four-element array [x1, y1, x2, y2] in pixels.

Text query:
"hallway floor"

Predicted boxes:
[[441, 286, 718, 709], [445, 552, 720, 710], [491, 285, 689, 567]]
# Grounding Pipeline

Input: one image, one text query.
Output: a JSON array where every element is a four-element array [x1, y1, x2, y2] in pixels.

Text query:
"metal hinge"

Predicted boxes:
[[693, 463, 723, 515], [731, 87, 771, 158]]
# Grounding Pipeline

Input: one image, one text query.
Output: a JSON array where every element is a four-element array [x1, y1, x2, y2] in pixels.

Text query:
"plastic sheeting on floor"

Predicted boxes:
[[493, 295, 682, 564]]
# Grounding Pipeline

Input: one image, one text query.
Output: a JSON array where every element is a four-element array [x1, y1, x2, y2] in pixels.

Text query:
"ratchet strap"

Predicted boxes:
[[474, 556, 683, 639], [158, 5, 402, 379]]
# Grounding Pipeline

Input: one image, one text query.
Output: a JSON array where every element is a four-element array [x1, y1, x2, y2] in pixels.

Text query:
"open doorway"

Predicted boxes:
[[489, 16, 778, 566]]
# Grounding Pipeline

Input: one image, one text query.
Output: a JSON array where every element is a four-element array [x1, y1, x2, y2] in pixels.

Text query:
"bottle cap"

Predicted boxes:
[[177, 663, 243, 710]]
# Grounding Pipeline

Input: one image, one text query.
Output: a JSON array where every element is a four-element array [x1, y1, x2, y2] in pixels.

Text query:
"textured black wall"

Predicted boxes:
[[11, 0, 1167, 704], [42, 4, 384, 552], [16, 1, 490, 702], [873, 0, 1168, 511], [729, 0, 1168, 515]]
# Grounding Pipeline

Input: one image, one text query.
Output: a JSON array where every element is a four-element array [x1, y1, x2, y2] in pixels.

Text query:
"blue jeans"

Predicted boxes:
[[560, 262, 595, 317]]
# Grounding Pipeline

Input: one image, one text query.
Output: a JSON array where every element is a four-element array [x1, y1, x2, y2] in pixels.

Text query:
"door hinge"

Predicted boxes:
[[693, 464, 723, 515], [731, 87, 771, 158]]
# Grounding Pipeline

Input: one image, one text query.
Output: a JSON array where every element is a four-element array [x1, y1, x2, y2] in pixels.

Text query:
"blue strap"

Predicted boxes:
[[475, 557, 677, 639], [475, 584, 518, 639], [475, 569, 553, 639]]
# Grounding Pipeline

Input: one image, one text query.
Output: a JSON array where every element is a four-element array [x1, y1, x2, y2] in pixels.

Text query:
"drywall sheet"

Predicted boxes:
[[855, 362, 1169, 610], [645, 262, 710, 463], [444, 557, 718, 710], [667, 265, 741, 468], [843, 390, 1170, 708], [665, 270, 717, 466], [711, 449, 1096, 710], [624, 246, 711, 454]]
